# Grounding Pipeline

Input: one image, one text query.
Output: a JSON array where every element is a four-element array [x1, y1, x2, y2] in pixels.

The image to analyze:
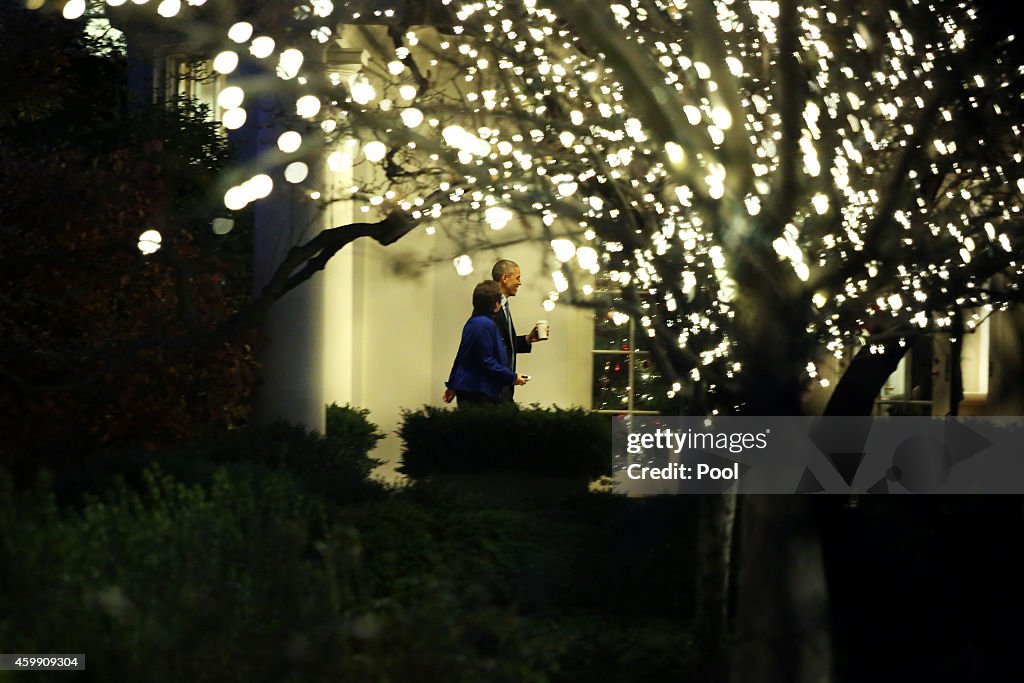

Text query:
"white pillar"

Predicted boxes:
[[322, 49, 367, 410], [251, 92, 326, 432]]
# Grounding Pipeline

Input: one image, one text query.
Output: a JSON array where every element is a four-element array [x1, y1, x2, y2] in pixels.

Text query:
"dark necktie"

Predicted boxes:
[[503, 301, 515, 371]]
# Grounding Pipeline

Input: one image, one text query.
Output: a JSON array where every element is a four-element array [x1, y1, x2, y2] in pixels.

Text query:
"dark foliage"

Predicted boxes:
[[325, 402, 387, 454], [53, 407, 386, 506], [398, 404, 612, 479], [0, 417, 700, 683], [0, 5, 256, 475]]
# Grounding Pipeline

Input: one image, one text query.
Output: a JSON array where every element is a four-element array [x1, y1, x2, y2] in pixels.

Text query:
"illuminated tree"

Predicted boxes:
[[32, 1, 1024, 677], [33, 0, 1021, 421]]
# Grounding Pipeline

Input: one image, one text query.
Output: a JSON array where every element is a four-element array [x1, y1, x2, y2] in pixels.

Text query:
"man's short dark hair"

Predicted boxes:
[[472, 280, 502, 312], [491, 259, 519, 282]]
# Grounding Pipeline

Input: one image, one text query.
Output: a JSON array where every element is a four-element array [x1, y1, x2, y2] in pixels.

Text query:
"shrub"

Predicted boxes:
[[398, 405, 611, 479], [54, 413, 385, 506], [0, 467, 551, 682], [325, 403, 386, 455]]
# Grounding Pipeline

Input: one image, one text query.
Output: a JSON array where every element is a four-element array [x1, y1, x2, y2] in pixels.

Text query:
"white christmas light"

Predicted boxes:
[[156, 0, 180, 17], [284, 162, 309, 184], [224, 186, 248, 210], [222, 108, 247, 129], [453, 255, 474, 276], [243, 174, 273, 201], [212, 51, 238, 74], [484, 206, 514, 230], [351, 77, 376, 105], [217, 86, 245, 110], [137, 229, 162, 255], [551, 239, 576, 262], [295, 95, 321, 118], [277, 131, 302, 153], [63, 0, 86, 19], [400, 108, 424, 128], [250, 36, 276, 59], [228, 22, 253, 43], [362, 141, 387, 163], [277, 49, 304, 80]]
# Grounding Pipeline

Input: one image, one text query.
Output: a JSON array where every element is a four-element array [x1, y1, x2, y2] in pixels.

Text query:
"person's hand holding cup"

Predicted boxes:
[[529, 320, 550, 343]]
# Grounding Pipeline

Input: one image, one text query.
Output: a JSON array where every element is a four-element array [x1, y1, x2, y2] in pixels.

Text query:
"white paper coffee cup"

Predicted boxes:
[[535, 320, 550, 340]]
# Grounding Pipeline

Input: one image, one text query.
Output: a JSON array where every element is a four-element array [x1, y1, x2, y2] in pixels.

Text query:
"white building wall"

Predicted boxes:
[[322, 228, 595, 478]]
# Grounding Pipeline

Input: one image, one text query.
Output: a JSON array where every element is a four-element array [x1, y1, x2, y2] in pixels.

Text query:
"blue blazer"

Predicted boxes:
[[446, 312, 518, 399]]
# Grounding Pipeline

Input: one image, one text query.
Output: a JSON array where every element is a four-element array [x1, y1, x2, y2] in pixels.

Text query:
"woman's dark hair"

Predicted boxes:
[[472, 280, 502, 312]]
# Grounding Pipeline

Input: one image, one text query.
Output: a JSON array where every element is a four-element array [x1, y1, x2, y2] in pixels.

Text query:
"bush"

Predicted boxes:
[[54, 413, 385, 506], [398, 404, 611, 479], [325, 403, 386, 455], [0, 467, 550, 683]]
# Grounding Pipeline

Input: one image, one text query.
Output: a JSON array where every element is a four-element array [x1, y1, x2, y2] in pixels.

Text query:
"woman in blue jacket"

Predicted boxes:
[[442, 280, 527, 407]]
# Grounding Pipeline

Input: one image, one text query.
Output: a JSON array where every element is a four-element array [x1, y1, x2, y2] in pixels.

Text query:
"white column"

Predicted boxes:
[[252, 91, 326, 432], [322, 50, 367, 410]]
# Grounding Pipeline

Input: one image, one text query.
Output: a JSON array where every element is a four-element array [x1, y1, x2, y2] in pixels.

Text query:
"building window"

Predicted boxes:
[[165, 55, 222, 116], [875, 313, 991, 416], [592, 312, 675, 415]]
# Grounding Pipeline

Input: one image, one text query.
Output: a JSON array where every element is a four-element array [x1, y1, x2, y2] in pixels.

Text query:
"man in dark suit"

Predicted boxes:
[[491, 259, 546, 402]]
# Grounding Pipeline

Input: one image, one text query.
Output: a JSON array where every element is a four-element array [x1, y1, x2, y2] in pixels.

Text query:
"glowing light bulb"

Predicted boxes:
[[137, 229, 162, 255], [156, 0, 180, 17], [453, 255, 474, 276], [277, 49, 304, 80], [363, 141, 387, 162], [243, 174, 273, 201], [217, 86, 245, 109], [222, 108, 247, 129], [212, 218, 233, 235], [351, 78, 376, 105], [224, 186, 248, 210], [284, 162, 309, 183], [228, 22, 253, 43], [552, 271, 569, 293], [212, 51, 238, 74], [811, 193, 829, 214], [551, 239, 575, 262], [485, 206, 514, 230], [400, 108, 424, 128], [710, 106, 732, 129], [250, 36, 276, 59], [63, 0, 86, 19], [665, 141, 685, 165], [295, 95, 321, 118], [277, 131, 302, 153], [576, 246, 599, 270]]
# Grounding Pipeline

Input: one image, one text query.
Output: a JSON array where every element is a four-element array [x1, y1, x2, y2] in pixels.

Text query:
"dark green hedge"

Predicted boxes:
[[0, 468, 549, 683], [398, 405, 611, 479], [325, 403, 386, 454], [54, 405, 386, 506]]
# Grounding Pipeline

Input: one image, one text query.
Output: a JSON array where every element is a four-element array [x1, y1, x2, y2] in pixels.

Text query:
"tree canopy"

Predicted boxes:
[[0, 4, 257, 467], [30, 0, 1024, 415]]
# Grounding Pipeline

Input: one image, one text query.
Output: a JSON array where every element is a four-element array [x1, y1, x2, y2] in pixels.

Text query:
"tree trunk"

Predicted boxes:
[[729, 380, 833, 682], [694, 491, 738, 680], [823, 341, 909, 416], [732, 496, 833, 683]]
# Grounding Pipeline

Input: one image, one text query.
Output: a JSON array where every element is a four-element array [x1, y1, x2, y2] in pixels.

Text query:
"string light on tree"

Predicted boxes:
[[44, 0, 1024, 413]]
